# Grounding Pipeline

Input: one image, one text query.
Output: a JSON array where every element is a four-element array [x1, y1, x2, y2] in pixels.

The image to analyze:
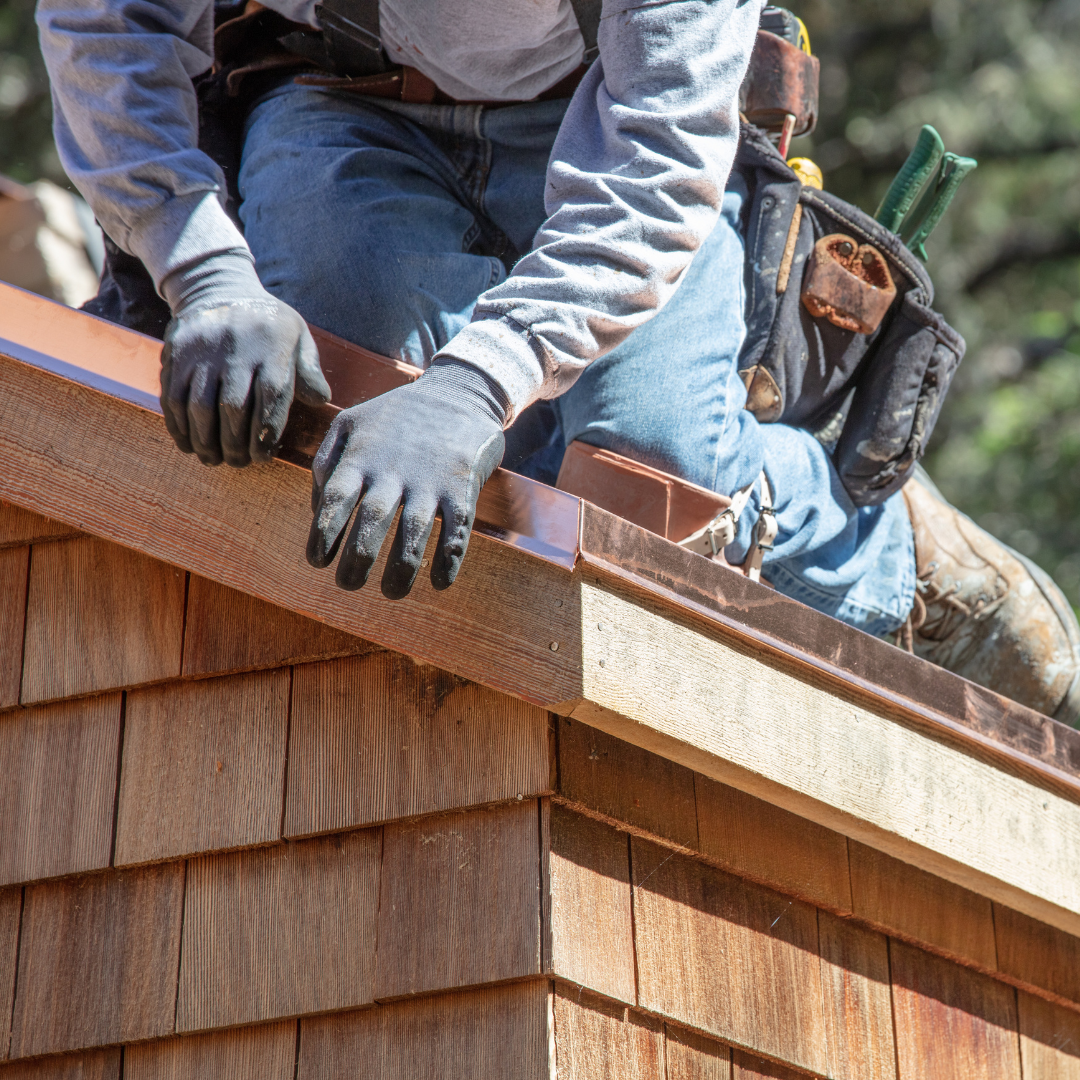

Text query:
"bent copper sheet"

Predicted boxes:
[[579, 502, 1080, 798], [1, 280, 1077, 794]]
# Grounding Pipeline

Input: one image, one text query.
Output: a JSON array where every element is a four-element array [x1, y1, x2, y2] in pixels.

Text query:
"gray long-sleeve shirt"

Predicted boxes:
[[38, 0, 762, 422]]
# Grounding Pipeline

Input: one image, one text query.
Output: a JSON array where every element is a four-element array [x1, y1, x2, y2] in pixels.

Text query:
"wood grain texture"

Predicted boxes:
[[890, 939, 1021, 1080], [695, 774, 851, 913], [0, 887, 21, 1060], [817, 910, 896, 1080], [21, 536, 184, 704], [574, 578, 1080, 940], [0, 694, 121, 887], [0, 354, 583, 714], [0, 1049, 120, 1080], [994, 903, 1080, 1005], [177, 831, 379, 1032], [10, 864, 185, 1058], [114, 671, 289, 866], [731, 1050, 811, 1080], [182, 574, 372, 677], [547, 805, 635, 1004], [0, 545, 27, 708], [286, 653, 552, 839], [0, 500, 79, 549], [553, 989, 664, 1080], [1018, 991, 1080, 1080], [849, 840, 996, 969], [375, 801, 541, 1000], [665, 1026, 731, 1080], [299, 982, 551, 1080], [557, 717, 698, 847], [630, 837, 827, 1076], [124, 1021, 297, 1080]]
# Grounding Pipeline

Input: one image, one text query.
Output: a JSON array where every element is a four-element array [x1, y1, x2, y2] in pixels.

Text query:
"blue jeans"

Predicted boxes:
[[239, 81, 915, 636]]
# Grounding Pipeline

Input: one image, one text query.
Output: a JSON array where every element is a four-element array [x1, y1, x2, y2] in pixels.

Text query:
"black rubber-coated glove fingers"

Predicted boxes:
[[307, 410, 363, 568], [430, 431, 504, 590], [380, 494, 441, 600], [161, 299, 330, 468], [336, 479, 406, 591], [306, 362, 507, 599]]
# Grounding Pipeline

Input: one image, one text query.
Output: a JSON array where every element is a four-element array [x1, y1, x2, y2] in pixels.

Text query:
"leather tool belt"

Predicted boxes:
[[733, 123, 965, 506]]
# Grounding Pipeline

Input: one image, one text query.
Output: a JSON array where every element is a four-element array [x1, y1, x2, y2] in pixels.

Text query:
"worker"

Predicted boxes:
[[38, 0, 1080, 724]]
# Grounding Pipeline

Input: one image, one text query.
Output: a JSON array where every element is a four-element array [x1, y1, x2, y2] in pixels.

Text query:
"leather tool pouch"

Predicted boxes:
[[739, 30, 819, 137], [734, 123, 965, 506]]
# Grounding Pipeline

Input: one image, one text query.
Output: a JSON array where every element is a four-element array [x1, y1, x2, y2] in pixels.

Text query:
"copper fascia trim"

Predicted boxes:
[[2, 282, 1078, 796], [579, 503, 1080, 800], [0, 283, 581, 569]]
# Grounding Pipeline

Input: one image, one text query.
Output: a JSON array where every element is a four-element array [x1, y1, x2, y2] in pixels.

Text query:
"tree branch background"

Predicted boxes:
[[3, 0, 1078, 611]]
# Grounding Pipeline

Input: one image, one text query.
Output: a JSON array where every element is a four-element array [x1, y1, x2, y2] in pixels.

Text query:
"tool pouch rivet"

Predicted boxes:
[[801, 234, 897, 335]]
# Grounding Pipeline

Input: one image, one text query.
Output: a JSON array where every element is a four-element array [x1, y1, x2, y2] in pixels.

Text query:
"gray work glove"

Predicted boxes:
[[160, 251, 331, 467], [306, 360, 507, 599]]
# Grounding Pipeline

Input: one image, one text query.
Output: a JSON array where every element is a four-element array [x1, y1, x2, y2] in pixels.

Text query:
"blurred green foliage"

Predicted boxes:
[[796, 0, 1080, 607], [1, 0, 1078, 604], [0, 0, 65, 184]]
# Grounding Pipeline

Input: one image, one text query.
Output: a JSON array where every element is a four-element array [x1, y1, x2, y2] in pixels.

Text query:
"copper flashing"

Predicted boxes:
[[1, 282, 1078, 798], [579, 504, 1080, 799]]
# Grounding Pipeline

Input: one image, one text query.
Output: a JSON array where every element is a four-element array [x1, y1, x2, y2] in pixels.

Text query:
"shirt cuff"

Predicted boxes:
[[433, 315, 549, 426], [126, 191, 251, 294]]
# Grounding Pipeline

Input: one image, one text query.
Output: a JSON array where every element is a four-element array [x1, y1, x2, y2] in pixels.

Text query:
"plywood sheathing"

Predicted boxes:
[[10, 865, 184, 1058], [182, 575, 372, 678], [114, 672, 290, 866], [0, 695, 122, 887], [21, 537, 185, 706], [284, 652, 551, 839]]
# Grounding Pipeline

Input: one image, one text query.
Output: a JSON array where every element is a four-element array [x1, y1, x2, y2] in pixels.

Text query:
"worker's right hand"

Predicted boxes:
[[160, 251, 330, 468]]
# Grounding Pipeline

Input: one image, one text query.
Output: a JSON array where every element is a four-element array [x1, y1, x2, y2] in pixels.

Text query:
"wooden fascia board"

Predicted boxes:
[[570, 574, 1080, 939], [3, 284, 1080, 939]]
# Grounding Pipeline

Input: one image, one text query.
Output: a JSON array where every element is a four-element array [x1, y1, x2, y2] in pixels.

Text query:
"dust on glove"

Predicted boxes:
[[306, 360, 507, 599], [160, 250, 330, 467]]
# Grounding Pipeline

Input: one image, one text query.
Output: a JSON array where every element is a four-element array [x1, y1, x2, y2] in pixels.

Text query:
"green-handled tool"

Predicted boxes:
[[899, 152, 978, 260], [874, 126, 944, 233], [873, 125, 976, 260]]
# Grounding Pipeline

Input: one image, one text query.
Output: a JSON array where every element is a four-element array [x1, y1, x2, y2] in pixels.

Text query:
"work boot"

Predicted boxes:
[[902, 468, 1080, 726]]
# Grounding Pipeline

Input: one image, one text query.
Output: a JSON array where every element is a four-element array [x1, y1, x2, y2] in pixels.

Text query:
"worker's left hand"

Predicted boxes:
[[306, 360, 507, 599]]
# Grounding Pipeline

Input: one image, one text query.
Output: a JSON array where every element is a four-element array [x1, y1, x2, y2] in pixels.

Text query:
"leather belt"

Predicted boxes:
[[295, 62, 589, 107]]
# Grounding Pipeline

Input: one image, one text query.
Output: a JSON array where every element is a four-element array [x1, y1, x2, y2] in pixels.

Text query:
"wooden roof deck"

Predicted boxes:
[[0, 281, 1078, 1079]]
